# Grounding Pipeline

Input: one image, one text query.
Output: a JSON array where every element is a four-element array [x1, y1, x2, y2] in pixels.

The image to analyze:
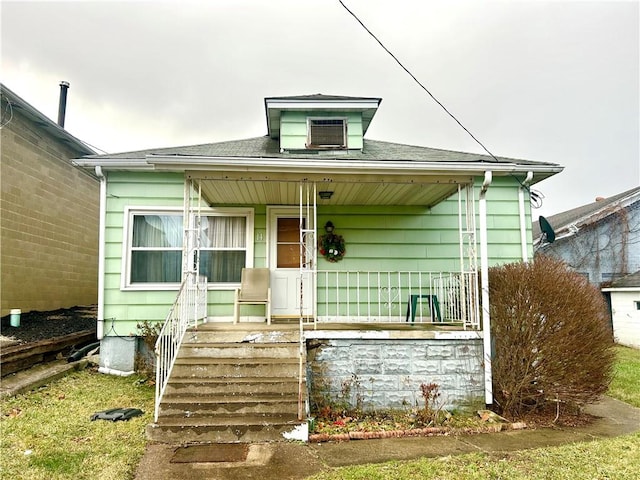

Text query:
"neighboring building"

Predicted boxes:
[[602, 271, 640, 349], [74, 94, 562, 442], [533, 186, 640, 286], [0, 84, 99, 317]]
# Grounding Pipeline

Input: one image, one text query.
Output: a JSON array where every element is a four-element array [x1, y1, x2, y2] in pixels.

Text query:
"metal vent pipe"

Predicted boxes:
[[57, 81, 70, 127]]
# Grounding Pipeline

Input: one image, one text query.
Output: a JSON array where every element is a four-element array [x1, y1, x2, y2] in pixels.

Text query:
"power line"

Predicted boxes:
[[338, 1, 544, 206]]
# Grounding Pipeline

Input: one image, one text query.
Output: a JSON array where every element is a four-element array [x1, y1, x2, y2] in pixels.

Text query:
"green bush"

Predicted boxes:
[[489, 256, 615, 418]]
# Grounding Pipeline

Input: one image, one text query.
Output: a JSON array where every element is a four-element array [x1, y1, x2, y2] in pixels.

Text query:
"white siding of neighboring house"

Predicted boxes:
[[610, 290, 640, 348]]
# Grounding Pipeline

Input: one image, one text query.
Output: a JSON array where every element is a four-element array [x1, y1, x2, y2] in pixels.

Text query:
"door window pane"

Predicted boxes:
[[277, 218, 303, 268]]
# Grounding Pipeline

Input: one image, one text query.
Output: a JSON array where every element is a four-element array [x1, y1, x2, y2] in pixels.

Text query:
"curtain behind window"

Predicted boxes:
[[200, 216, 246, 282], [131, 214, 183, 283]]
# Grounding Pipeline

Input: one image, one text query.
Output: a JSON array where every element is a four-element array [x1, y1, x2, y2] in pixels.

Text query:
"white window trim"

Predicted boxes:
[[121, 206, 254, 291], [306, 117, 348, 149]]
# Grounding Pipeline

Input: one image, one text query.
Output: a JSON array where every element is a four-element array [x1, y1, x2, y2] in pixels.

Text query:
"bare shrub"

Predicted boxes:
[[489, 256, 615, 418]]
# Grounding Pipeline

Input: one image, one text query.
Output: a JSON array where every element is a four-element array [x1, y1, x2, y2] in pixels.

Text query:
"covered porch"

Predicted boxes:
[[174, 167, 483, 331]]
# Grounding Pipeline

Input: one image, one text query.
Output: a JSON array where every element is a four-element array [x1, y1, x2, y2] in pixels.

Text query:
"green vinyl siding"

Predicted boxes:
[[102, 172, 268, 335], [102, 172, 184, 335], [279, 111, 364, 150]]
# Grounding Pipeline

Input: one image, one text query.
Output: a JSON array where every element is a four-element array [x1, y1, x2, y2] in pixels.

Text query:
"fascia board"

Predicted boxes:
[[148, 155, 563, 176], [265, 100, 381, 110], [72, 158, 155, 170], [72, 155, 563, 179], [602, 287, 640, 292]]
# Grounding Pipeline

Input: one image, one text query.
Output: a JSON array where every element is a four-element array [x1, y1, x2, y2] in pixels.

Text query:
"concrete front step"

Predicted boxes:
[[184, 328, 300, 344], [179, 342, 300, 359], [147, 414, 306, 443], [158, 395, 299, 416], [164, 376, 302, 396], [171, 357, 300, 378], [151, 324, 308, 443]]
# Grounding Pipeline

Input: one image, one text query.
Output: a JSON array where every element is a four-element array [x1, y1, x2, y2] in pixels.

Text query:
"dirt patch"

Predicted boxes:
[[0, 306, 97, 348]]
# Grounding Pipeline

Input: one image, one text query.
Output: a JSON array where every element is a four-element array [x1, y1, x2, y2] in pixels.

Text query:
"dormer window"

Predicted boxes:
[[307, 118, 347, 149]]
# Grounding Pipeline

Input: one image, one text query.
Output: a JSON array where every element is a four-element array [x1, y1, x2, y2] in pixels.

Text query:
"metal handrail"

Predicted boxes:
[[154, 273, 207, 422]]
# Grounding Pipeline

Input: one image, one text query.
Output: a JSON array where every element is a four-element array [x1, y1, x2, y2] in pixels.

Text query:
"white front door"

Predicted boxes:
[[268, 207, 312, 317]]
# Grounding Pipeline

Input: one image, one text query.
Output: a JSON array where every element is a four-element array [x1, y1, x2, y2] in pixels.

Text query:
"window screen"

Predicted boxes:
[[308, 119, 346, 148]]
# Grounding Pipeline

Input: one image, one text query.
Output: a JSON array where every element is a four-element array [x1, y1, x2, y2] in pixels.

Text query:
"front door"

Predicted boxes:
[[268, 207, 312, 317]]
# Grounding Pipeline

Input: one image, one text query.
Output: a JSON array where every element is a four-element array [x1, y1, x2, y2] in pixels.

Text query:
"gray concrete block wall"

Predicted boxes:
[[307, 338, 484, 412]]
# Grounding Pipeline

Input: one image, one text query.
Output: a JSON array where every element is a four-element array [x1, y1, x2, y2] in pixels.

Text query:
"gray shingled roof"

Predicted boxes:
[[84, 135, 556, 167], [608, 270, 640, 288], [533, 186, 640, 238]]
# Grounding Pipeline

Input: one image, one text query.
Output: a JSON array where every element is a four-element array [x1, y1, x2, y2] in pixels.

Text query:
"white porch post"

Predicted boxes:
[[479, 171, 493, 405], [518, 172, 534, 261]]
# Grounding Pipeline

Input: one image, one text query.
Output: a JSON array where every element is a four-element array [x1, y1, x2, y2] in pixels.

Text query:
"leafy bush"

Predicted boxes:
[[489, 256, 615, 417]]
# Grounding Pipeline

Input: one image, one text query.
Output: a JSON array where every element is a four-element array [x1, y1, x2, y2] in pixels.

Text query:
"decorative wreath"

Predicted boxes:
[[319, 232, 346, 262]]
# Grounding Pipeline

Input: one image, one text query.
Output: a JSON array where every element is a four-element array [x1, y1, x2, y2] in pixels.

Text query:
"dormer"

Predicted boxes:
[[264, 94, 382, 153]]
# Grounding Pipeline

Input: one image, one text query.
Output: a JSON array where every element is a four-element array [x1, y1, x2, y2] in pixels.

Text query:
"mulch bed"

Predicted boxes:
[[0, 306, 97, 347]]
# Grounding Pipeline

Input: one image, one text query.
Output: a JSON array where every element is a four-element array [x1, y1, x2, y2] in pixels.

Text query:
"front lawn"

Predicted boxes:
[[0, 369, 154, 480]]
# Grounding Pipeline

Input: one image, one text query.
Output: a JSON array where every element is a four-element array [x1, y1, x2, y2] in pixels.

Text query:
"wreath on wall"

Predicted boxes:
[[319, 222, 346, 262]]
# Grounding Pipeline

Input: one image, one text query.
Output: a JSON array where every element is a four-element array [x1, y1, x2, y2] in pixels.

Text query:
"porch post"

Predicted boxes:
[[479, 171, 493, 405]]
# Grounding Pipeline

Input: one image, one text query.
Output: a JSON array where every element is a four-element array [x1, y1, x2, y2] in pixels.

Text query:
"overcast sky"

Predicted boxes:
[[2, 0, 638, 218]]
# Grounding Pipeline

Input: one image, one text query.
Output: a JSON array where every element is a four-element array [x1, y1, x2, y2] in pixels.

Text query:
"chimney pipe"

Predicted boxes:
[[57, 81, 70, 128]]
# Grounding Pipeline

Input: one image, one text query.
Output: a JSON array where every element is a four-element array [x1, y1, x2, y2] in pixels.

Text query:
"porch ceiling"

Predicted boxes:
[[193, 174, 471, 207]]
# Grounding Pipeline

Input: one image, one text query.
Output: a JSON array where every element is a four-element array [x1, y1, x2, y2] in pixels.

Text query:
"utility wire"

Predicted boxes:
[[338, 1, 544, 207]]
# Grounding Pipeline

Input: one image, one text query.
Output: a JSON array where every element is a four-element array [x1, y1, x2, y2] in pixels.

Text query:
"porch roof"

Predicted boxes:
[[75, 136, 562, 207]]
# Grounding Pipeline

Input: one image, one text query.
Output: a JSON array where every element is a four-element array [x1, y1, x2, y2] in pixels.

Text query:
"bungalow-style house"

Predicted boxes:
[[602, 271, 640, 349], [0, 84, 98, 317], [74, 94, 562, 442], [533, 186, 640, 286]]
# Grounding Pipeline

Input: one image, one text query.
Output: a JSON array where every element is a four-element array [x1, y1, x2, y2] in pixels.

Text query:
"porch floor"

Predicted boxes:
[[199, 319, 478, 339]]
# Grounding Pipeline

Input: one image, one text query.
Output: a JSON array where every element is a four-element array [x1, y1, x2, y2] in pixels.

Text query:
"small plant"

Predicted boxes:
[[135, 320, 161, 376], [414, 382, 445, 426]]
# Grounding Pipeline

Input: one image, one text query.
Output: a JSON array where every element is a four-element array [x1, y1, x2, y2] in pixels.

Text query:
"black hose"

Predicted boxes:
[[67, 342, 100, 362]]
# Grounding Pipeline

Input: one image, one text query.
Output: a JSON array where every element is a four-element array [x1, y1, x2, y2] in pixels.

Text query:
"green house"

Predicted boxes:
[[75, 94, 562, 443]]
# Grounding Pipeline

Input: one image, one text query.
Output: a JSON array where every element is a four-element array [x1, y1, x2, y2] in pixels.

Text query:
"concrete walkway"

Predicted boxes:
[[134, 396, 640, 480]]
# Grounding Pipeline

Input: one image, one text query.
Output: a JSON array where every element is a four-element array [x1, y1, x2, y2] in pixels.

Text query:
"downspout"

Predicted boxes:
[[479, 171, 493, 405], [518, 172, 534, 261], [95, 166, 107, 340]]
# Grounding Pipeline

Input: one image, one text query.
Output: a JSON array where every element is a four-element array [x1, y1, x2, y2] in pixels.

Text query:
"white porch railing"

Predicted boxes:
[[316, 270, 479, 329], [154, 273, 208, 422]]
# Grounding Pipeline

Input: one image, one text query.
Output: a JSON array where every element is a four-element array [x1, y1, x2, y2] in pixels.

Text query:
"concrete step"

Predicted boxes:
[[178, 342, 300, 359], [171, 357, 300, 378], [164, 376, 302, 396], [147, 414, 306, 443], [158, 395, 299, 416], [184, 328, 300, 344]]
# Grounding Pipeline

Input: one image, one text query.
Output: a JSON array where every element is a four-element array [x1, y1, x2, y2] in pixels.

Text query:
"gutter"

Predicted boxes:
[[518, 172, 534, 261], [479, 171, 493, 406], [95, 166, 107, 340], [73, 155, 563, 179]]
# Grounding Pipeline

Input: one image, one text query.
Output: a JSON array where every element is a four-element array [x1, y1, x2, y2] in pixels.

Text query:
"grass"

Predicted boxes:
[[0, 368, 154, 480], [609, 345, 640, 407], [306, 345, 640, 480]]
